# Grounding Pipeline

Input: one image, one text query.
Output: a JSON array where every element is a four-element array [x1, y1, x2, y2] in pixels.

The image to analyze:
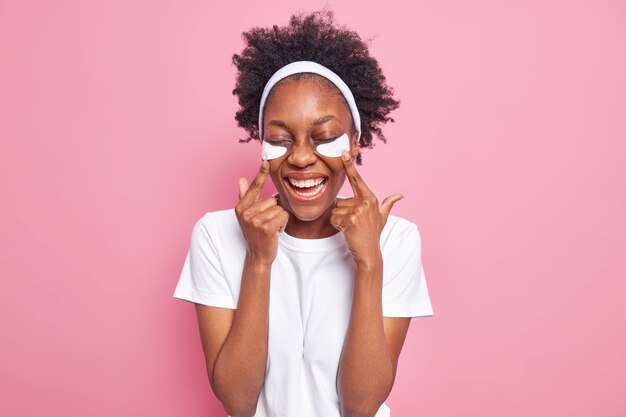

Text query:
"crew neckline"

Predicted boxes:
[[276, 194, 349, 253]]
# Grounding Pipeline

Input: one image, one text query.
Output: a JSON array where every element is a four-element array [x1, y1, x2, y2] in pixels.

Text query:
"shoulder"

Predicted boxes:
[[380, 213, 422, 254], [196, 207, 238, 226], [381, 213, 421, 240], [192, 208, 242, 244]]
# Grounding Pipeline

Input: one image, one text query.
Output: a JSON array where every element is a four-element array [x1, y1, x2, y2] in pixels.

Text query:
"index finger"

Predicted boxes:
[[240, 160, 270, 205], [341, 150, 373, 197]]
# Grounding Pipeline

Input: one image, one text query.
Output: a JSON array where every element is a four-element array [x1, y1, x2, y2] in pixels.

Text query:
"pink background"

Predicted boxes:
[[1, 0, 625, 416]]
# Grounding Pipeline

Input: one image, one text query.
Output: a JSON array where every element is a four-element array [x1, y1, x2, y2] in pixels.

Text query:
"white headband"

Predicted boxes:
[[258, 60, 361, 142]]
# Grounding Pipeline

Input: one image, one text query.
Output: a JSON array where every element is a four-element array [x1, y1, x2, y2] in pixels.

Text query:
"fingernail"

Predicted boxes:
[[262, 160, 269, 169], [342, 151, 350, 161]]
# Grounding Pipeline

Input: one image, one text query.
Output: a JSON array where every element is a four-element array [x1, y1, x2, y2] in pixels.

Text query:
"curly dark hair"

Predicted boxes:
[[231, 8, 400, 165]]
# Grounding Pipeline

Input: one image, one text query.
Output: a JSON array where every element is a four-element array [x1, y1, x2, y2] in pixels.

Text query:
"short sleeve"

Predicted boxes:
[[172, 215, 237, 309], [382, 222, 434, 322]]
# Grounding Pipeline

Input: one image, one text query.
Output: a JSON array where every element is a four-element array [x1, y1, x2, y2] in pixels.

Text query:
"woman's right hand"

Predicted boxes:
[[235, 160, 289, 266]]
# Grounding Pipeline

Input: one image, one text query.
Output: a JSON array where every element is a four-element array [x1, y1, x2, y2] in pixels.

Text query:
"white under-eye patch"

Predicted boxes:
[[261, 141, 288, 160], [261, 133, 351, 161], [315, 133, 350, 157]]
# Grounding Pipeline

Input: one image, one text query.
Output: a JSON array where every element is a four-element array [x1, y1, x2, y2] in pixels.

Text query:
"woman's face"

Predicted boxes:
[[262, 75, 359, 222]]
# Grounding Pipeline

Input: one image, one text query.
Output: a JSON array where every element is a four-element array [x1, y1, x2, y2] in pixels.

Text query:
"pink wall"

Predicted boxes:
[[1, 0, 625, 416]]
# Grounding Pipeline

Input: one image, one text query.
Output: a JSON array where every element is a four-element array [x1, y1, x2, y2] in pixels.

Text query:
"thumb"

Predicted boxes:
[[379, 194, 404, 226], [238, 177, 250, 200]]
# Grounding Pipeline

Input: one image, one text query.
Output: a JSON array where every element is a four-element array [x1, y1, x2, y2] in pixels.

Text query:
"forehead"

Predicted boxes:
[[263, 74, 350, 118]]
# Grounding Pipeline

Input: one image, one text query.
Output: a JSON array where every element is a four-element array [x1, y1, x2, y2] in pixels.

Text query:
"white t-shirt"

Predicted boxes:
[[173, 206, 434, 417]]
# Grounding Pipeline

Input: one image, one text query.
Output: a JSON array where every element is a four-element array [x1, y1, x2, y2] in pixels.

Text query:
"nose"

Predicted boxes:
[[287, 139, 318, 168]]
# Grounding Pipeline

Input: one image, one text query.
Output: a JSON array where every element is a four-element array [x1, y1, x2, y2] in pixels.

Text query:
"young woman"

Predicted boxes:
[[173, 10, 433, 417]]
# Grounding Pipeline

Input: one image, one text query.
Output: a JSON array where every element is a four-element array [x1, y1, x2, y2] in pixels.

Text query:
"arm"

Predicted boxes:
[[195, 160, 288, 417], [336, 257, 411, 417], [197, 255, 271, 417], [331, 150, 411, 417]]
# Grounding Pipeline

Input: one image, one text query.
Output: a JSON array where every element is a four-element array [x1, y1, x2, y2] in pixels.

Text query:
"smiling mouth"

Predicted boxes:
[[283, 176, 328, 200]]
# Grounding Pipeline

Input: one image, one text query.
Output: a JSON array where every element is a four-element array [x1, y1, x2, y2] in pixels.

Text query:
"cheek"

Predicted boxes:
[[326, 163, 347, 188]]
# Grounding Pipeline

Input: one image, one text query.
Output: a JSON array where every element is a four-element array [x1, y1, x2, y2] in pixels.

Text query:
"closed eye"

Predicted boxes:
[[313, 136, 341, 144], [266, 139, 292, 147]]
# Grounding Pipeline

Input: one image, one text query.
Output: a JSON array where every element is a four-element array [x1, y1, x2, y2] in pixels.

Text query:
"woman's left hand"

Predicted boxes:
[[330, 150, 404, 268]]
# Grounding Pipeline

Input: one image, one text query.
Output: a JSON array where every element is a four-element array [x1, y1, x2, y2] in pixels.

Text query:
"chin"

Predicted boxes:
[[289, 205, 327, 222], [278, 186, 338, 223]]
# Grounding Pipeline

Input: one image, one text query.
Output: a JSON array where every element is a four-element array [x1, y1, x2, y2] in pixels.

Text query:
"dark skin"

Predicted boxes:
[[194, 76, 412, 417]]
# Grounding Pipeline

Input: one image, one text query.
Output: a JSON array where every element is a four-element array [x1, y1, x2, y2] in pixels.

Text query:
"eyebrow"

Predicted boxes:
[[312, 115, 339, 126], [267, 114, 340, 130]]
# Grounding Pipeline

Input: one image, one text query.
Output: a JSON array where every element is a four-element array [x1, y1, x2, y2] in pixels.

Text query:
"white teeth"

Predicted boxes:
[[292, 182, 324, 197], [286, 177, 327, 198], [288, 177, 325, 188]]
